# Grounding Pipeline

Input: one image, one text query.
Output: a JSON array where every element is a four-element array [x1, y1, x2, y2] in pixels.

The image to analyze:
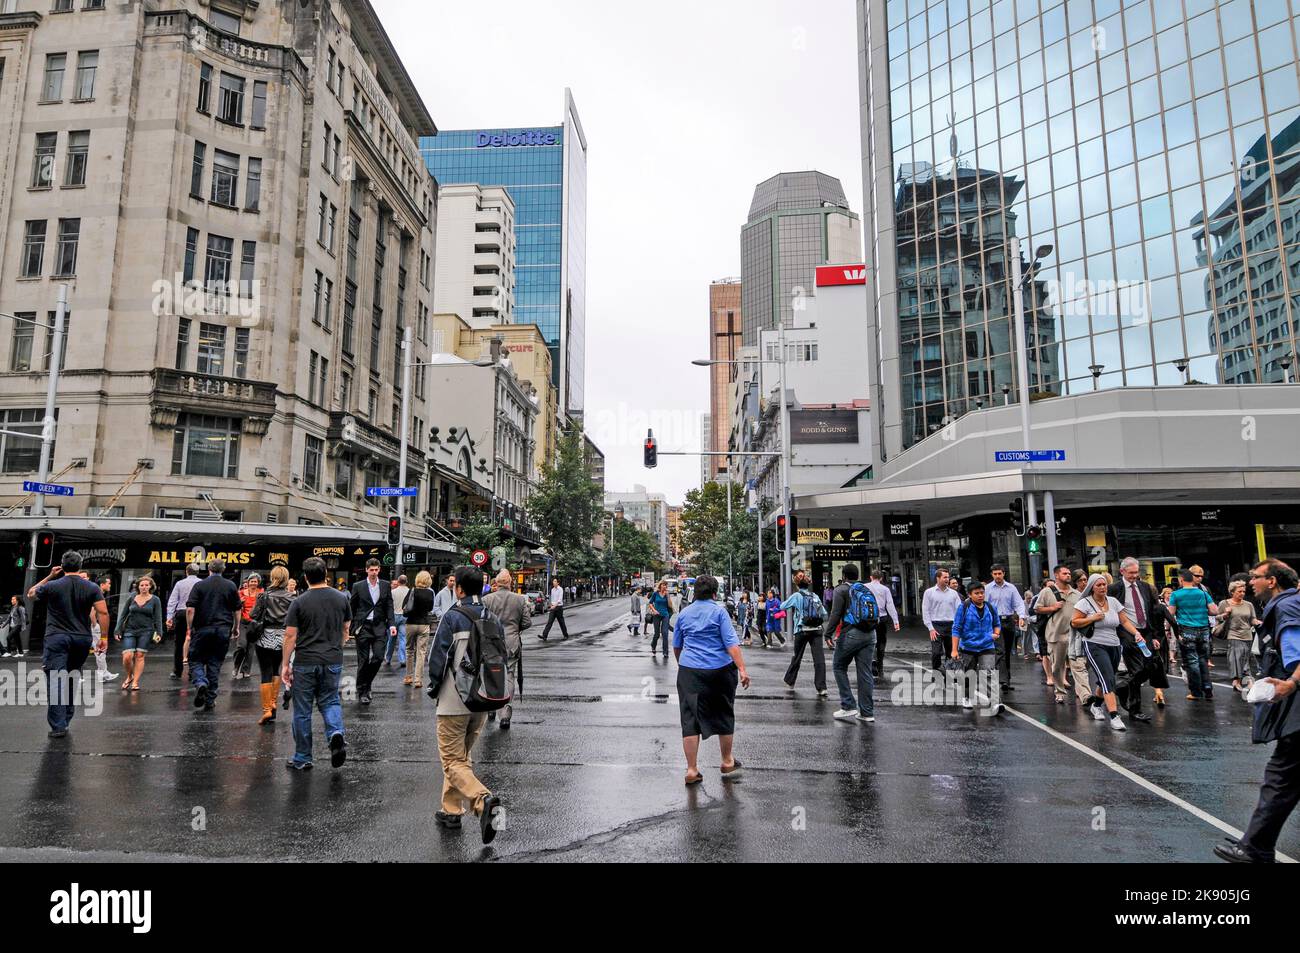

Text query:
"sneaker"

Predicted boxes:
[[816, 689, 829, 698], [857, 713, 875, 723], [961, 697, 974, 710], [832, 708, 858, 721], [1090, 703, 1108, 721], [329, 733, 347, 768], [1109, 714, 1127, 732], [480, 794, 503, 845], [285, 760, 313, 771], [102, 672, 119, 682]]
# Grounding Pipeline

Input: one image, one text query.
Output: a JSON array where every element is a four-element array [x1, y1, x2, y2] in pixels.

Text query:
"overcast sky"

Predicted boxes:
[[374, 0, 864, 505]]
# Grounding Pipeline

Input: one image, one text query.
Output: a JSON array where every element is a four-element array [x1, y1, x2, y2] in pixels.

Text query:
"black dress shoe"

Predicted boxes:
[[434, 811, 462, 829], [193, 685, 208, 708], [360, 692, 371, 706], [329, 732, 347, 768], [1214, 842, 1268, 863], [480, 795, 502, 845], [48, 729, 67, 738]]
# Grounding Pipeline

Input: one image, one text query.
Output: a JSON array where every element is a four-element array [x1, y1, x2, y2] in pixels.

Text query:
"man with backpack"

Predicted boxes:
[[824, 564, 879, 723], [427, 566, 507, 844], [781, 576, 828, 696]]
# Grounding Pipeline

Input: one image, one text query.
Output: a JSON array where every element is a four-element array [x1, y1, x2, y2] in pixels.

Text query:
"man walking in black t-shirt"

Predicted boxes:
[[185, 556, 241, 711], [28, 551, 108, 737], [283, 557, 351, 770]]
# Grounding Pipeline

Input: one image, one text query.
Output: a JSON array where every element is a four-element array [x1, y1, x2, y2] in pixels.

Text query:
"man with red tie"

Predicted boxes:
[[1108, 557, 1174, 723]]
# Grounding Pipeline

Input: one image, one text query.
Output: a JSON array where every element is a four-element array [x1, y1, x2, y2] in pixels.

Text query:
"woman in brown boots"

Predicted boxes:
[[251, 565, 295, 725]]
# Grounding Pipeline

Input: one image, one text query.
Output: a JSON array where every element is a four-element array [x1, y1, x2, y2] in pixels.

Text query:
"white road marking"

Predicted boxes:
[[903, 661, 1296, 862]]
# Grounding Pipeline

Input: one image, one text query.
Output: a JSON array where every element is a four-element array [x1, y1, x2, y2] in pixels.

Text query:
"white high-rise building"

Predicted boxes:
[[432, 183, 515, 328]]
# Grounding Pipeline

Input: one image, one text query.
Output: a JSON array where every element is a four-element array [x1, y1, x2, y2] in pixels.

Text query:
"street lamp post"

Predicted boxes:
[[395, 325, 413, 568], [1009, 238, 1053, 579], [0, 286, 67, 592], [692, 353, 792, 598]]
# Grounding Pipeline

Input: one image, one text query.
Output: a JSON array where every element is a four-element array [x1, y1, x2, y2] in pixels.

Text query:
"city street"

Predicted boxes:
[[1, 597, 1292, 863]]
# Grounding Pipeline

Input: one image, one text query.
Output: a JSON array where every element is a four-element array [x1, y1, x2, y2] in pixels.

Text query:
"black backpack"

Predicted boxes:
[[450, 604, 513, 712]]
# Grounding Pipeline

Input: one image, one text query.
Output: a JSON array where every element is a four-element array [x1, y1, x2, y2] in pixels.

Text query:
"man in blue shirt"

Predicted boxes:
[[985, 565, 1026, 692], [951, 582, 1001, 714], [1217, 559, 1300, 863], [28, 551, 109, 737]]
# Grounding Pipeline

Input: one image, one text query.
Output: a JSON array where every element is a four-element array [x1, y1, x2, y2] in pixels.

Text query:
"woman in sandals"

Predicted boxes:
[[114, 576, 163, 692], [673, 575, 750, 785]]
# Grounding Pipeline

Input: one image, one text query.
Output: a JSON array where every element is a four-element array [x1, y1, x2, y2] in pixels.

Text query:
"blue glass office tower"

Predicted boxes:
[[420, 90, 588, 417]]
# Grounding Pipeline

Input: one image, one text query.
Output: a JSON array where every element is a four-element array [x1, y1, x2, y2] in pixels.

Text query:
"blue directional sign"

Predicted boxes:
[[994, 450, 1066, 463], [23, 481, 74, 497], [366, 486, 418, 498]]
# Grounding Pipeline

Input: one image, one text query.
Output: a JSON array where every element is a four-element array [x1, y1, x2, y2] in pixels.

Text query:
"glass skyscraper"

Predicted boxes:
[[860, 0, 1300, 454], [421, 90, 587, 416]]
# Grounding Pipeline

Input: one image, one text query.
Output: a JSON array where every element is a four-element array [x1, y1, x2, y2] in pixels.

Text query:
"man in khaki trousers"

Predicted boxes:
[[428, 567, 503, 844], [1036, 565, 1087, 704], [482, 569, 531, 729]]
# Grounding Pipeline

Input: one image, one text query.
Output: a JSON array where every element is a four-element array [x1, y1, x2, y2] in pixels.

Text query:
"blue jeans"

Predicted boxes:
[[189, 626, 231, 698], [1180, 627, 1213, 698], [42, 632, 92, 731], [291, 663, 345, 765], [386, 614, 407, 664], [833, 627, 876, 716]]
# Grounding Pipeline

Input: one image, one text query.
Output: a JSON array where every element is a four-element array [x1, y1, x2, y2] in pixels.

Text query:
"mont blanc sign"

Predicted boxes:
[[790, 410, 858, 444]]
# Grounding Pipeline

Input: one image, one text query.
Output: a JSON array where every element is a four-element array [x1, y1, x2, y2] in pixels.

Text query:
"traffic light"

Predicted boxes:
[[643, 429, 657, 468], [775, 513, 788, 551], [1009, 498, 1025, 536], [1027, 536, 1042, 555], [386, 515, 401, 545], [34, 531, 54, 568], [1027, 523, 1042, 541]]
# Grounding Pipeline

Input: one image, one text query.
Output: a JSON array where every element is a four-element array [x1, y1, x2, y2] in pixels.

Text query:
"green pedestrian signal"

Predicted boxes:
[[1027, 538, 1041, 554]]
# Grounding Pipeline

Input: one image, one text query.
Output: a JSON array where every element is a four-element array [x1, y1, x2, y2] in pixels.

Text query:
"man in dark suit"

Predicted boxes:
[[1109, 557, 1174, 722], [349, 558, 396, 705]]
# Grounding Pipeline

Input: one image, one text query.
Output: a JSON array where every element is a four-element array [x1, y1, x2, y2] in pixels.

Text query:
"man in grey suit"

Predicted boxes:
[[481, 569, 531, 729]]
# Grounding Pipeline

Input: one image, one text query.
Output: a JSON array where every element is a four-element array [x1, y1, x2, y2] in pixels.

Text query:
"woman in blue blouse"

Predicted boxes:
[[648, 582, 675, 658], [673, 575, 750, 785]]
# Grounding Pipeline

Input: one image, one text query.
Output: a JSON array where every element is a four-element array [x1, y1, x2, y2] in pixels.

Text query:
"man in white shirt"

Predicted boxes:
[[431, 573, 457, 623], [866, 569, 901, 678], [922, 569, 962, 670], [986, 564, 1028, 691], [166, 561, 203, 679], [540, 578, 569, 641]]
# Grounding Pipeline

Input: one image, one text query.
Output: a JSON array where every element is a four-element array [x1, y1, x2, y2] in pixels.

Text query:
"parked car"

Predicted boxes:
[[524, 590, 546, 615]]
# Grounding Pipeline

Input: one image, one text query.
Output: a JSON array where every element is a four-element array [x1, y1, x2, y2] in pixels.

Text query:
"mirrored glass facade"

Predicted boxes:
[[866, 0, 1300, 451], [421, 114, 587, 414]]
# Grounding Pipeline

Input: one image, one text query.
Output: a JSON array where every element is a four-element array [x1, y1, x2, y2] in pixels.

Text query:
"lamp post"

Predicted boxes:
[[692, 353, 791, 597], [0, 286, 67, 591], [1009, 238, 1053, 581]]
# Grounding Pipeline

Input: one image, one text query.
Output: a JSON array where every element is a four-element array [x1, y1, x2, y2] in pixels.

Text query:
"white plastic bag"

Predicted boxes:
[[1246, 679, 1276, 704]]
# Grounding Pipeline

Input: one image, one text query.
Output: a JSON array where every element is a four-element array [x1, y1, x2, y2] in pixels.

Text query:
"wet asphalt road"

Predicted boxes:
[[0, 598, 1295, 863]]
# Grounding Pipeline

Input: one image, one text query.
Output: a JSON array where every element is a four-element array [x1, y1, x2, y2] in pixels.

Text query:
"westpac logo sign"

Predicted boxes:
[[815, 265, 867, 288], [476, 130, 558, 148]]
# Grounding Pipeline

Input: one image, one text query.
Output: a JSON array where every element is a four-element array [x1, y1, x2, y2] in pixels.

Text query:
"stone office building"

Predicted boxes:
[[0, 0, 458, 599]]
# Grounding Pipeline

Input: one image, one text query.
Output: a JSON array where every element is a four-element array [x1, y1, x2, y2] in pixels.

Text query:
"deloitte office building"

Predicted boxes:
[[420, 90, 588, 418], [798, 0, 1300, 613]]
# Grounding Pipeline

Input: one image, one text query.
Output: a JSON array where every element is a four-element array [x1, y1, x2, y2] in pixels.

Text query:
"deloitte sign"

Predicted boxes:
[[476, 130, 558, 148]]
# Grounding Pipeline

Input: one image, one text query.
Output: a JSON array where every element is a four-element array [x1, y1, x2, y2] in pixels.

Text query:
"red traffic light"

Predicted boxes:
[[386, 516, 401, 546], [643, 429, 658, 468], [35, 532, 54, 568]]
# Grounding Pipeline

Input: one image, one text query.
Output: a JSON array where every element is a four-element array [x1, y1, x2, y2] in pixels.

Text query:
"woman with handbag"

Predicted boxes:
[[251, 566, 294, 725], [114, 576, 164, 692], [648, 581, 674, 658], [1072, 573, 1147, 732]]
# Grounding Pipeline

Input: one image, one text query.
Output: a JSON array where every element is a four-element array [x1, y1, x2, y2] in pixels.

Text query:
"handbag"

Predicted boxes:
[[772, 609, 787, 621]]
